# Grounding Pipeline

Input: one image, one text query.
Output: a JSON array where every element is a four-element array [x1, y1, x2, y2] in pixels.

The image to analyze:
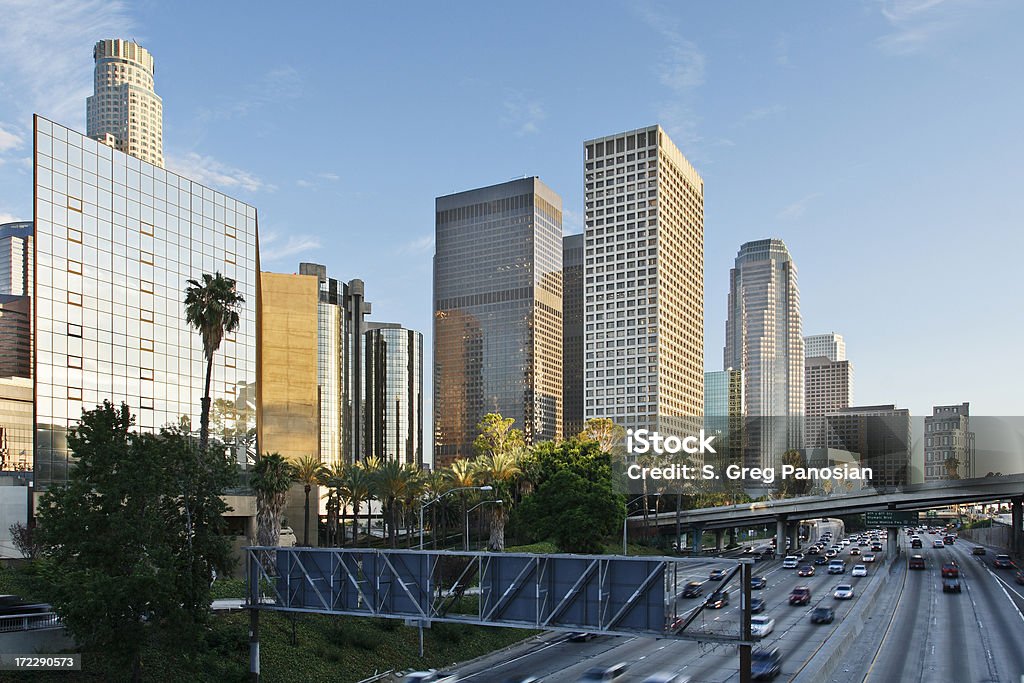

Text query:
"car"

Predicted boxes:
[[814, 556, 828, 565], [828, 561, 846, 575], [825, 549, 838, 559], [797, 565, 815, 577], [640, 675, 687, 683], [942, 577, 962, 593], [402, 672, 460, 683], [833, 584, 854, 600], [911, 538, 923, 548], [852, 564, 867, 577], [993, 555, 1014, 569], [789, 586, 811, 605], [811, 606, 835, 624], [806, 546, 819, 555], [909, 555, 926, 570], [782, 556, 799, 569], [941, 562, 959, 578], [972, 546, 986, 556], [709, 568, 728, 581], [943, 535, 955, 545], [751, 615, 776, 638], [751, 597, 766, 613], [871, 543, 883, 552], [503, 678, 541, 683], [850, 547, 861, 555], [568, 632, 598, 642], [680, 581, 704, 598], [1015, 570, 1024, 586], [863, 553, 876, 563], [751, 648, 783, 680], [706, 590, 729, 609], [751, 576, 767, 590], [933, 540, 944, 548], [578, 663, 629, 682]]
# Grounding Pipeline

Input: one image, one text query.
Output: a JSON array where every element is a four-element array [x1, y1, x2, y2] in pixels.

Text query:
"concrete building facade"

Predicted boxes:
[[583, 125, 704, 431], [924, 402, 975, 481], [364, 323, 423, 467], [804, 333, 846, 362], [86, 39, 164, 167], [0, 222, 33, 296], [434, 178, 563, 467], [804, 355, 854, 449]]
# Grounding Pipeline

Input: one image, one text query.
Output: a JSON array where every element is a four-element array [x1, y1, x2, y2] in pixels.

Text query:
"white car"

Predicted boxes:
[[833, 584, 855, 600], [852, 564, 868, 577], [863, 553, 876, 563], [782, 556, 799, 569], [402, 672, 460, 683], [751, 615, 776, 638]]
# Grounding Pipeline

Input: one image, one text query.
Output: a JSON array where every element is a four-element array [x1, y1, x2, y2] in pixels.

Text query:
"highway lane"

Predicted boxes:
[[454, 534, 889, 681], [861, 531, 1024, 683]]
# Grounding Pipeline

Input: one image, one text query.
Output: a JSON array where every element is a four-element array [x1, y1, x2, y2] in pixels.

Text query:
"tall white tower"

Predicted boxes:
[[86, 39, 164, 167]]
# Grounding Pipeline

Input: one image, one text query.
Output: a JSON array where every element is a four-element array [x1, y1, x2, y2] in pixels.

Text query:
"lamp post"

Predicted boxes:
[[623, 508, 657, 555], [465, 499, 503, 551], [419, 485, 493, 549]]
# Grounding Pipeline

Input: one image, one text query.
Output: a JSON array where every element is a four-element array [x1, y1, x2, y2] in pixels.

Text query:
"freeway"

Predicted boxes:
[[857, 531, 1024, 683], [453, 537, 890, 681]]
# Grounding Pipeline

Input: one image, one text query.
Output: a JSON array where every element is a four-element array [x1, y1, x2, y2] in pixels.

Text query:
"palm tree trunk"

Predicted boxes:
[[340, 502, 347, 547], [303, 485, 311, 546], [199, 353, 214, 451]]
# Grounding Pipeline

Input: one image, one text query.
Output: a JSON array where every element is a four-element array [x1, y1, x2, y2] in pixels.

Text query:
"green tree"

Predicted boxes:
[[578, 417, 626, 454], [35, 402, 236, 681], [473, 413, 525, 458], [473, 449, 521, 550], [371, 460, 420, 547], [184, 272, 245, 451], [346, 463, 373, 544], [250, 452, 295, 570], [293, 453, 325, 546], [777, 449, 810, 498]]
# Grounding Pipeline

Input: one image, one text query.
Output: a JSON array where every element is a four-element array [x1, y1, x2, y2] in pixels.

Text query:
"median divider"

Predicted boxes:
[[791, 552, 901, 683]]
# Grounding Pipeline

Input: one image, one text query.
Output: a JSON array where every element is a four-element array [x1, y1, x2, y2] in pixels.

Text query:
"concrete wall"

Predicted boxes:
[[257, 272, 321, 547]]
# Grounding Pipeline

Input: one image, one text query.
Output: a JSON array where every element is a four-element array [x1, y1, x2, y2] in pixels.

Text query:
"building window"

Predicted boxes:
[[68, 260, 82, 274], [67, 196, 83, 212], [67, 323, 82, 338], [140, 280, 154, 293], [68, 292, 83, 306], [140, 368, 154, 380], [68, 387, 82, 400], [68, 228, 83, 244], [67, 355, 83, 368], [140, 222, 154, 236], [140, 309, 154, 322]]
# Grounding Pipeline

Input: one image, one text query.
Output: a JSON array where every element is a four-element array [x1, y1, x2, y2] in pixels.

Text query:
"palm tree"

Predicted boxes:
[[250, 452, 295, 572], [319, 463, 348, 547], [473, 450, 521, 551], [424, 469, 452, 548], [359, 457, 382, 543], [293, 453, 325, 546], [372, 460, 420, 547], [184, 272, 244, 451], [345, 464, 372, 545]]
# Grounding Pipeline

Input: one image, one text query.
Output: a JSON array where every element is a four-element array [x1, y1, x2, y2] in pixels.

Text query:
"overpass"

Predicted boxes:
[[641, 472, 1024, 556]]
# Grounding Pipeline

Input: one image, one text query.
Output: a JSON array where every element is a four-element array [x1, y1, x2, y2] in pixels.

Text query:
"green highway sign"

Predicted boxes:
[[864, 510, 920, 526], [926, 510, 938, 518]]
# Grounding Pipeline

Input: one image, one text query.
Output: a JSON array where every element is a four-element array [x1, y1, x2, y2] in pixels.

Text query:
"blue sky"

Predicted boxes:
[[1, 0, 1022, 419]]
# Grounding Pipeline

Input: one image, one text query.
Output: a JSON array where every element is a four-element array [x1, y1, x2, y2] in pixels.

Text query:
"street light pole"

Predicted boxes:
[[418, 485, 493, 549], [465, 500, 503, 551]]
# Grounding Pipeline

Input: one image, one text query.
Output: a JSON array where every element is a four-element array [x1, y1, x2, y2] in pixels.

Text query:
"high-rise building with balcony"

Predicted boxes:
[[562, 233, 584, 439], [364, 323, 423, 467], [32, 116, 257, 486], [86, 39, 164, 167], [804, 332, 846, 362], [924, 402, 974, 481], [434, 178, 563, 467], [724, 239, 804, 475], [583, 125, 704, 430]]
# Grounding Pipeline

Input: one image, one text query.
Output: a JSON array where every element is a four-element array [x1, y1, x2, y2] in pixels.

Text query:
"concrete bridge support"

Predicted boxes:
[[776, 517, 787, 556], [787, 522, 800, 552], [1012, 497, 1023, 555], [714, 529, 725, 551], [692, 524, 705, 554]]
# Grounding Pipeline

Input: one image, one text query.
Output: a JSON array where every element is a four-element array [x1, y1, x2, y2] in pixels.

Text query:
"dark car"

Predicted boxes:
[[797, 565, 815, 577], [751, 648, 783, 680], [942, 577, 962, 593], [751, 597, 766, 613], [909, 555, 926, 570], [972, 546, 986, 556], [910, 538, 923, 548], [709, 568, 728, 581], [943, 535, 955, 545], [751, 576, 767, 590], [789, 586, 811, 605], [578, 662, 628, 681], [1015, 570, 1024, 586], [680, 581, 704, 598], [568, 632, 597, 642], [871, 542, 883, 552], [993, 555, 1014, 569], [810, 606, 835, 624], [814, 556, 828, 566], [706, 590, 730, 609]]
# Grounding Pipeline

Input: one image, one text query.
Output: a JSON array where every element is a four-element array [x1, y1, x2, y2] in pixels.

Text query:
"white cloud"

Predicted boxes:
[[398, 234, 435, 255], [258, 231, 322, 262], [873, 0, 974, 55], [0, 212, 19, 224], [166, 152, 276, 194], [658, 41, 706, 91], [777, 193, 823, 221], [740, 104, 787, 124], [501, 90, 546, 136], [198, 67, 303, 121], [318, 172, 340, 182], [0, 125, 24, 153], [0, 0, 135, 129]]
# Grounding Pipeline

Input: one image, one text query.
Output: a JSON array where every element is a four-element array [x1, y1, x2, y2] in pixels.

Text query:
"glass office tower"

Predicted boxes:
[[33, 116, 258, 486], [364, 323, 423, 467], [434, 178, 563, 467]]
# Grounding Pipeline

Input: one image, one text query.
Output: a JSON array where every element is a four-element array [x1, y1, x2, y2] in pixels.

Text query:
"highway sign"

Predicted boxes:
[[865, 511, 919, 525]]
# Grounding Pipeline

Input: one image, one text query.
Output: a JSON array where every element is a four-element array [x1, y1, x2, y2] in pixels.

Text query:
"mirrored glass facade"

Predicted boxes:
[[364, 323, 423, 466], [33, 116, 258, 486]]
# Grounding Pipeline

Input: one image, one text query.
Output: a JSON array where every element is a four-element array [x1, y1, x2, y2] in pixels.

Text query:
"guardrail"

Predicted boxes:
[[0, 611, 61, 633]]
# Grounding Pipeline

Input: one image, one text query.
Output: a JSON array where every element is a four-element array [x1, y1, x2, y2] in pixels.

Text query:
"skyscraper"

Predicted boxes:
[[434, 178, 563, 467], [827, 404, 911, 489], [704, 368, 744, 472], [804, 355, 854, 448], [583, 125, 704, 430], [562, 233, 584, 439], [724, 239, 804, 473], [86, 39, 164, 167], [804, 333, 846, 362], [0, 222, 33, 296], [924, 403, 974, 481], [32, 116, 257, 486], [364, 323, 423, 467], [298, 263, 371, 468]]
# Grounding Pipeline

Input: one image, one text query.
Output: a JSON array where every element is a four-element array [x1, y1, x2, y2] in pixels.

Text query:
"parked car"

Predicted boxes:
[[789, 586, 811, 605], [810, 606, 835, 624], [751, 615, 776, 638], [994, 555, 1014, 569]]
